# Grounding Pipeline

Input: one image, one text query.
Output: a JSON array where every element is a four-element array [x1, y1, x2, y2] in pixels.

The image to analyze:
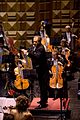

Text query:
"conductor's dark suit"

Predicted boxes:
[[28, 42, 50, 106]]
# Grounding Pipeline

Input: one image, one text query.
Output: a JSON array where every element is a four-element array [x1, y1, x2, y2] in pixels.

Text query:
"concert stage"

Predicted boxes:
[[28, 98, 71, 119]]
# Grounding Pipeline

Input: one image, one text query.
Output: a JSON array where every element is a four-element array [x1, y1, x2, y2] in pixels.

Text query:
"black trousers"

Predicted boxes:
[[38, 70, 50, 104]]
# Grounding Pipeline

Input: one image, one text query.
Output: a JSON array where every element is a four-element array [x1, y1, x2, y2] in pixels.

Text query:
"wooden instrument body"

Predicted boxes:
[[65, 49, 71, 67], [49, 64, 63, 89], [14, 65, 29, 90], [14, 74, 29, 90], [41, 37, 53, 52]]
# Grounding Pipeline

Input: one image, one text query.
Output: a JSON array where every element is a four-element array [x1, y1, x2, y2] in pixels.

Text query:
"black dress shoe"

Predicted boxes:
[[35, 104, 48, 109], [53, 98, 58, 100], [41, 104, 48, 108], [37, 100, 48, 104]]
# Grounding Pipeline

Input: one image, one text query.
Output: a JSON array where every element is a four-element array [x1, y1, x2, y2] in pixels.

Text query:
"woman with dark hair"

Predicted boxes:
[[10, 95, 33, 120]]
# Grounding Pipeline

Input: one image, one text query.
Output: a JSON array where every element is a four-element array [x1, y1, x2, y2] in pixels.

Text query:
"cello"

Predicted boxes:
[[49, 51, 64, 89], [49, 61, 64, 89], [14, 61, 29, 90]]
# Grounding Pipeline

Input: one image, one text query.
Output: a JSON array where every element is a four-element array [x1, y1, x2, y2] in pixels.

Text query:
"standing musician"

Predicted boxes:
[[0, 24, 9, 49], [0, 37, 16, 96], [0, 37, 10, 96], [61, 25, 77, 51], [0, 24, 4, 37], [61, 25, 72, 49], [22, 35, 50, 108]]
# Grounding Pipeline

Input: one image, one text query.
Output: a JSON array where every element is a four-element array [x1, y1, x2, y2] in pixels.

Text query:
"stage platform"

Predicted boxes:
[[28, 98, 71, 119]]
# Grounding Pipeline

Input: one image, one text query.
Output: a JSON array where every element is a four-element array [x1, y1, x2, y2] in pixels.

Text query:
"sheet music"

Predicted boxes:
[[0, 97, 16, 108], [0, 106, 3, 113], [0, 97, 6, 108], [4, 98, 16, 107], [0, 113, 3, 120]]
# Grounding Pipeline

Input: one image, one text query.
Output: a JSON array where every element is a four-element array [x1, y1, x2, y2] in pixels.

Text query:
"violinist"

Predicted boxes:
[[0, 37, 9, 96]]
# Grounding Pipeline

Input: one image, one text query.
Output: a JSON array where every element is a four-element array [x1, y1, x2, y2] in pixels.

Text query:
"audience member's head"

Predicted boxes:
[[15, 95, 29, 112]]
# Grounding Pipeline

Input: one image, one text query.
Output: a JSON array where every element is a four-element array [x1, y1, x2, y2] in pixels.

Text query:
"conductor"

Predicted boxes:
[[23, 35, 50, 108]]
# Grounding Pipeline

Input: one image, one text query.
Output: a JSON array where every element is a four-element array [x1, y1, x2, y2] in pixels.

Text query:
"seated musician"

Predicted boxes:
[[60, 38, 74, 82], [19, 48, 33, 69], [59, 39, 71, 67]]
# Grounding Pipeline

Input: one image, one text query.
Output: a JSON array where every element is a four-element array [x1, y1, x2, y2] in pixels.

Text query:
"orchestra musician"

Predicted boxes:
[[49, 50, 64, 89], [0, 24, 9, 49], [0, 24, 4, 38], [49, 50, 64, 99], [61, 25, 77, 51], [0, 37, 10, 96], [0, 36, 16, 97]]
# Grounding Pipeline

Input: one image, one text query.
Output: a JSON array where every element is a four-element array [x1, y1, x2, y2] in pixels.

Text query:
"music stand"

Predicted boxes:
[[23, 69, 37, 101]]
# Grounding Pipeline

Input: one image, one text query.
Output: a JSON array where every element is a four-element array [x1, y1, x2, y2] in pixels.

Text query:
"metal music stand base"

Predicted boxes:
[[57, 97, 66, 120], [53, 88, 67, 120]]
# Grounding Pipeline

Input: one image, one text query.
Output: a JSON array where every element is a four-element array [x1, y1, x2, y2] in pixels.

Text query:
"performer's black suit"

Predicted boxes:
[[28, 42, 50, 106], [61, 32, 76, 51]]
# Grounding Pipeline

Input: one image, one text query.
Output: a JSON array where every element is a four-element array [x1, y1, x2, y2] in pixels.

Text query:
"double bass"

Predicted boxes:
[[6, 37, 18, 55]]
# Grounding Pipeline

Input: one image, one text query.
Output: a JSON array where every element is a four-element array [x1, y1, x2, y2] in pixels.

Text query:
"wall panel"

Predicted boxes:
[[0, 0, 79, 48]]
